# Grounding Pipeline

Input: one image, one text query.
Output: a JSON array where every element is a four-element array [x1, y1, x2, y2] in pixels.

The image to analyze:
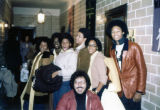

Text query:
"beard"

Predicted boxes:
[[74, 87, 87, 95]]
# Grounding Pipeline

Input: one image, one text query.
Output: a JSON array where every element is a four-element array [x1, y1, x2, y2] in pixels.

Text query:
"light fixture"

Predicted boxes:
[[0, 22, 8, 28], [96, 15, 106, 25], [0, 23, 3, 28], [4, 23, 8, 28], [37, 8, 45, 23]]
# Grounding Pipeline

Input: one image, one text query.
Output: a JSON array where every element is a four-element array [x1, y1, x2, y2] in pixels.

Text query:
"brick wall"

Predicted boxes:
[[0, 0, 11, 66], [73, 0, 86, 38], [3, 0, 12, 25], [13, 8, 60, 38], [96, 0, 160, 109], [60, 0, 86, 38]]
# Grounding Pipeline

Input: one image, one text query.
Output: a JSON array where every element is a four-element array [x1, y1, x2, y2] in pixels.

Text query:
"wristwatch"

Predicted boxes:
[[95, 90, 99, 94]]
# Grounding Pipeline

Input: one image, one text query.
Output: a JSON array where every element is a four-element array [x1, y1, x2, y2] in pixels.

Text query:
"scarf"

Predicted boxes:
[[112, 37, 128, 70]]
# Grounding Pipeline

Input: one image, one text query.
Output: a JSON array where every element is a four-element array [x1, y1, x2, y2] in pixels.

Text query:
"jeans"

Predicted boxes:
[[53, 81, 71, 109], [23, 100, 48, 110], [92, 85, 106, 100], [120, 93, 141, 110]]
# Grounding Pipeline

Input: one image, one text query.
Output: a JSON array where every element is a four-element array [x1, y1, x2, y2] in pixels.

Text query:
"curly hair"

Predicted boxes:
[[50, 33, 62, 48], [61, 33, 74, 48], [106, 20, 129, 38], [79, 28, 91, 39], [86, 37, 102, 51], [36, 37, 50, 52], [70, 70, 91, 90]]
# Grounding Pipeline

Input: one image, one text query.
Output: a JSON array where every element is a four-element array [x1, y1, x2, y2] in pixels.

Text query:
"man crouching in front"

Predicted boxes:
[[56, 70, 103, 110]]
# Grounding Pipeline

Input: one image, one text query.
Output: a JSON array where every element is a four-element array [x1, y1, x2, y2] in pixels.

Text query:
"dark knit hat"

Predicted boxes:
[[79, 28, 91, 39], [106, 20, 129, 38]]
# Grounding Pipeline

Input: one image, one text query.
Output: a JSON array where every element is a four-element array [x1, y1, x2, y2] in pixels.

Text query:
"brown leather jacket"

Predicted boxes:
[[110, 40, 147, 99]]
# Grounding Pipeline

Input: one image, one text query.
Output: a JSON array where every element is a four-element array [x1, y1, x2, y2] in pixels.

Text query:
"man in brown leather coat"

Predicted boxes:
[[106, 20, 147, 110]]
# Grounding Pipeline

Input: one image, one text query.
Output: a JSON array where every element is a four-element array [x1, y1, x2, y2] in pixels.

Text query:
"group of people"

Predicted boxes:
[[19, 20, 147, 110]]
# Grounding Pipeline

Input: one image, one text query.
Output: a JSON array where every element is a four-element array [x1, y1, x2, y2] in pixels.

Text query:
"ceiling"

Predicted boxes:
[[9, 0, 76, 11]]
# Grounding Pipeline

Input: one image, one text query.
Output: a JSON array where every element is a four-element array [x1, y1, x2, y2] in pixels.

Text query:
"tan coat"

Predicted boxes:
[[90, 52, 107, 88], [21, 52, 54, 110]]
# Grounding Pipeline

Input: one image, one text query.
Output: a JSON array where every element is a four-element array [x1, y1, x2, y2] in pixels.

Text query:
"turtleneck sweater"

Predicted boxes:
[[74, 90, 86, 110]]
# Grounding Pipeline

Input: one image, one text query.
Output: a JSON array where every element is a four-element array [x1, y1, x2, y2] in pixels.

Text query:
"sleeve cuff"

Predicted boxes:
[[136, 91, 144, 95]]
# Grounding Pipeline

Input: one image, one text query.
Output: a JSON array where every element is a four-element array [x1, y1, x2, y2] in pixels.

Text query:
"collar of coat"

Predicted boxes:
[[76, 42, 85, 52], [60, 48, 74, 53], [112, 37, 129, 51]]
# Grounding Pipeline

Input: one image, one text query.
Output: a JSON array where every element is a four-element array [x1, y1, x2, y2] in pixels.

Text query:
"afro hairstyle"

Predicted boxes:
[[51, 33, 62, 45], [86, 37, 102, 51], [106, 20, 129, 38], [61, 33, 74, 48], [70, 70, 91, 91], [36, 37, 50, 52], [79, 28, 91, 39]]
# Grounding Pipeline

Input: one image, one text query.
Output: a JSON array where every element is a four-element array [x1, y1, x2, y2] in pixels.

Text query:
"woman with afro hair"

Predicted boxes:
[[106, 20, 147, 110], [86, 37, 107, 99]]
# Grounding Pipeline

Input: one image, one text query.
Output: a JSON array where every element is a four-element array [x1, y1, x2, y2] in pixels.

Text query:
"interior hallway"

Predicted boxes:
[[0, 0, 160, 110]]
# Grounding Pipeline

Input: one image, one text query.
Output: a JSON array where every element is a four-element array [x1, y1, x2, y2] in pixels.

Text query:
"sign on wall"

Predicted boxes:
[[152, 0, 160, 52]]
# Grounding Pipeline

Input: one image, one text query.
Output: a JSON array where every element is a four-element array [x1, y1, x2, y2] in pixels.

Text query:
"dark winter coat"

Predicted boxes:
[[33, 63, 62, 93]]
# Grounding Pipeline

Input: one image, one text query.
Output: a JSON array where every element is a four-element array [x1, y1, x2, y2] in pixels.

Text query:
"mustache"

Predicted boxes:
[[76, 87, 84, 89]]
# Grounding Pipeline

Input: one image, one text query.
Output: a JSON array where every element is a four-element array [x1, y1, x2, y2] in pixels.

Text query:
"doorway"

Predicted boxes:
[[104, 4, 127, 57], [11, 26, 36, 42]]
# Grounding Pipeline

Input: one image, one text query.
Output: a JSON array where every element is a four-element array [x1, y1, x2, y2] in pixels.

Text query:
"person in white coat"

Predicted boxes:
[[53, 33, 77, 109]]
